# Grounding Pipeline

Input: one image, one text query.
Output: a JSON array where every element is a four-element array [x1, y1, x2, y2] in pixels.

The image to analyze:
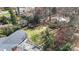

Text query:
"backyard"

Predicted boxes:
[[0, 7, 79, 51]]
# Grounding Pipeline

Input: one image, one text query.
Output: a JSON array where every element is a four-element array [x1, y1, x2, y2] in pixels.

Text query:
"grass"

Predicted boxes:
[[23, 26, 47, 45], [23, 25, 56, 48]]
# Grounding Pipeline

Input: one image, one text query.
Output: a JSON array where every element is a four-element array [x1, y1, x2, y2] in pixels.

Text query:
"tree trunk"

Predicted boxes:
[[16, 7, 20, 16]]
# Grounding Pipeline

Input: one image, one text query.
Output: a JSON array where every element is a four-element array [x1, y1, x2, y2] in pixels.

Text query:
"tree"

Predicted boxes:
[[52, 7, 57, 15], [32, 7, 40, 25], [9, 8, 17, 24], [16, 7, 20, 16], [4, 7, 16, 24]]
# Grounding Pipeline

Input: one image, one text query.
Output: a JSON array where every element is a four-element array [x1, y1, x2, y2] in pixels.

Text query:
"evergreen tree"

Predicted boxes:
[[4, 7, 16, 24]]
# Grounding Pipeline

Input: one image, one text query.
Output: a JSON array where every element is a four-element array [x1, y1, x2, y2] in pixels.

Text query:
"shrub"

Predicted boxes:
[[4, 8, 17, 24], [24, 26, 47, 46], [48, 21, 58, 29], [33, 15, 40, 24], [9, 9, 16, 24], [41, 28, 55, 50], [21, 16, 33, 23], [0, 16, 10, 24], [31, 34, 41, 44], [59, 42, 71, 51], [0, 24, 20, 37]]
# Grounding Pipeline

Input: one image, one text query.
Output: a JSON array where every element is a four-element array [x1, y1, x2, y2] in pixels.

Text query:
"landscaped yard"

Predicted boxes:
[[0, 7, 79, 51], [23, 26, 47, 45]]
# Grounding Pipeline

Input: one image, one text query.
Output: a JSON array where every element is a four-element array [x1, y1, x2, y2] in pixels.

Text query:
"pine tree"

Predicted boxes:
[[4, 7, 16, 25]]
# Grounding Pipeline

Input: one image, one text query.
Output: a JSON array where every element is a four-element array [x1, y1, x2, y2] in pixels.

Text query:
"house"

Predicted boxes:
[[0, 30, 42, 51]]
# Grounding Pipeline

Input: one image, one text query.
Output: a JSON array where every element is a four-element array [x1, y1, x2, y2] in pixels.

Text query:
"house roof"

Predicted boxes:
[[0, 30, 26, 51]]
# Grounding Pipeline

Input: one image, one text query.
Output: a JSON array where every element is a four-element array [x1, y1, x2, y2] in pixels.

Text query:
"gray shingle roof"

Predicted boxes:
[[0, 30, 26, 51], [0, 30, 42, 51]]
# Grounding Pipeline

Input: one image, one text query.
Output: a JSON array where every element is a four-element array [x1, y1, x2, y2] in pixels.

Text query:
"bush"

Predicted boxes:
[[24, 26, 47, 46], [0, 16, 10, 24], [21, 15, 40, 28], [21, 16, 34, 27], [33, 15, 40, 24], [21, 16, 33, 23], [31, 34, 41, 44], [41, 28, 55, 50], [59, 42, 71, 51], [4, 8, 17, 24], [9, 9, 16, 25], [22, 15, 40, 24], [2, 8, 17, 25], [48, 21, 58, 29], [0, 24, 20, 37]]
